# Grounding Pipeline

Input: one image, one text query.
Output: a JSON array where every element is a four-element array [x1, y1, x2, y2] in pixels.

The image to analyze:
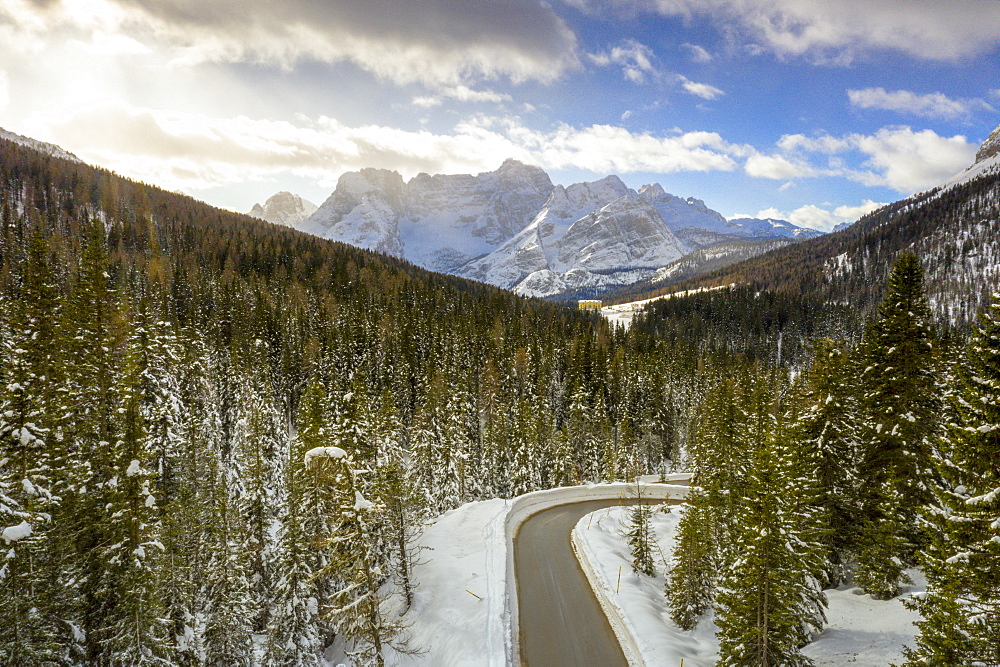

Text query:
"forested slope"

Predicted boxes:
[[0, 137, 695, 664], [608, 173, 1000, 328]]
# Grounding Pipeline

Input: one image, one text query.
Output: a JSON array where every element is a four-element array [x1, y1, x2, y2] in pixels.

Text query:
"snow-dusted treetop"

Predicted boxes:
[[304, 445, 347, 469]]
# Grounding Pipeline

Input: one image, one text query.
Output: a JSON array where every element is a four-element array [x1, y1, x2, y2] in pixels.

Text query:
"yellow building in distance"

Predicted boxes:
[[577, 300, 602, 311]]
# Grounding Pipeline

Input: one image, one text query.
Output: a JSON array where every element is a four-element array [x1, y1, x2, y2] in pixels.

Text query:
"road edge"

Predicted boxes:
[[505, 477, 691, 665], [570, 487, 689, 667]]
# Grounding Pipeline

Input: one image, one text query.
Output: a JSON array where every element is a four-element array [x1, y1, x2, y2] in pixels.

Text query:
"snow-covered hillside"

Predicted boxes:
[[272, 161, 822, 298], [0, 127, 79, 163]]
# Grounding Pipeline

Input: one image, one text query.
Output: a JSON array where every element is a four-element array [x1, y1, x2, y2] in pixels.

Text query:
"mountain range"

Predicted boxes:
[[252, 160, 822, 298]]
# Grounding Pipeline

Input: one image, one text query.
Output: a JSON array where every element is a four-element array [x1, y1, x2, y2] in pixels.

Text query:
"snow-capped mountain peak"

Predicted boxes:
[[248, 191, 317, 228], [975, 123, 1000, 164], [283, 159, 822, 298]]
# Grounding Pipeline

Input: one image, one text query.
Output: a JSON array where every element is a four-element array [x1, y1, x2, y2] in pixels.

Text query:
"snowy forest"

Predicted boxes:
[[0, 137, 997, 666]]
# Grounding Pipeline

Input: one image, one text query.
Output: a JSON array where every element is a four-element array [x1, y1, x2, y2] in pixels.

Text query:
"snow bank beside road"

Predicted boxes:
[[503, 478, 690, 666], [376, 476, 690, 667], [573, 505, 719, 666], [573, 504, 923, 667]]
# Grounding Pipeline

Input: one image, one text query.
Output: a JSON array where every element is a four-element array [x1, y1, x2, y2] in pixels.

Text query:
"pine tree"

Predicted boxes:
[[309, 446, 414, 667], [856, 252, 941, 597], [714, 413, 827, 667], [903, 291, 1000, 665], [0, 226, 68, 663], [266, 373, 335, 666], [665, 493, 716, 630], [91, 335, 172, 665], [626, 493, 656, 577], [793, 338, 862, 587], [370, 389, 425, 610]]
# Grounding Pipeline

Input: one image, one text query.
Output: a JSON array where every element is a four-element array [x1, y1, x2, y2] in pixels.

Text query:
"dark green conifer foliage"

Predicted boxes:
[[665, 494, 716, 631], [793, 338, 861, 587], [626, 493, 656, 577], [0, 226, 67, 664], [904, 291, 1000, 665], [714, 412, 827, 667], [856, 252, 941, 596]]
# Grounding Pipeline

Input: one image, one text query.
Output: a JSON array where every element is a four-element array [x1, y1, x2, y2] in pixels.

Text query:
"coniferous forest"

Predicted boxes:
[[1, 134, 998, 667]]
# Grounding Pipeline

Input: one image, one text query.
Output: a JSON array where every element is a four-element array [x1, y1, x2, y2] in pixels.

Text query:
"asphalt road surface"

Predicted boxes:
[[514, 496, 680, 667]]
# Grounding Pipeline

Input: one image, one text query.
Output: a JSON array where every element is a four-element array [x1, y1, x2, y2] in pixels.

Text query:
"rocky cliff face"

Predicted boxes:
[[248, 191, 317, 228], [272, 159, 822, 298], [300, 159, 552, 272], [975, 123, 1000, 164]]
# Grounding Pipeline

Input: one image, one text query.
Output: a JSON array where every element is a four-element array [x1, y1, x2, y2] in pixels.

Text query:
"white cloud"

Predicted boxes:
[[0, 69, 8, 110], [762, 127, 977, 192], [848, 87, 985, 120], [589, 39, 659, 83], [585, 0, 1000, 63], [679, 77, 724, 100], [4, 0, 581, 88], [754, 199, 885, 231], [849, 127, 975, 191], [682, 43, 713, 62], [744, 153, 818, 179], [36, 101, 747, 194], [413, 86, 512, 108]]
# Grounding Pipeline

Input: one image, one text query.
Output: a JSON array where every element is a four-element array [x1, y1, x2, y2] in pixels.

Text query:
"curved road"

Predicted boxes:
[[515, 497, 681, 667]]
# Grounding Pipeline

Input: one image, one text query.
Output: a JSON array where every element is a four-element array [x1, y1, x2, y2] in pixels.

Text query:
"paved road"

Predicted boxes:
[[515, 497, 680, 667]]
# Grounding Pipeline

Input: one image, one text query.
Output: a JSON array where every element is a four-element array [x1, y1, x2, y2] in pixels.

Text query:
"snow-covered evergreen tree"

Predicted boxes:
[[714, 412, 827, 667], [856, 252, 941, 597], [792, 338, 862, 587], [309, 446, 414, 667], [665, 493, 716, 630], [903, 291, 1000, 665], [626, 495, 656, 577]]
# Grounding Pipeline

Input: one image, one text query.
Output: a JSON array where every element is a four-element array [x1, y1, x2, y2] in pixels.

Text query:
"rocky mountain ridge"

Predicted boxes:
[[284, 160, 822, 298], [248, 191, 317, 228]]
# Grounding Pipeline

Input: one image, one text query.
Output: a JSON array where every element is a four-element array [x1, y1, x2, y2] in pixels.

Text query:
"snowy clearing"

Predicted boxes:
[[600, 285, 734, 329], [572, 504, 923, 667]]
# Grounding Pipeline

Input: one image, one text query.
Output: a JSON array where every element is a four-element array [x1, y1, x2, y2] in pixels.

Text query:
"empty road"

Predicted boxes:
[[514, 496, 681, 667]]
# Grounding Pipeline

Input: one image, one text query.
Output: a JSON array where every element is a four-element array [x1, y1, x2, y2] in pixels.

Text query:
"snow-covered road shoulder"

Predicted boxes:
[[572, 505, 719, 666], [571, 504, 924, 667], [377, 477, 690, 667]]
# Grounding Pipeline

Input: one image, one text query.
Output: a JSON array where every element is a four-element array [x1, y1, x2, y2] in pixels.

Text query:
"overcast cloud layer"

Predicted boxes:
[[2, 0, 998, 230]]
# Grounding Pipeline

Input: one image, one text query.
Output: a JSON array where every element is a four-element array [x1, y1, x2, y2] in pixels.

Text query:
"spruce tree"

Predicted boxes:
[[856, 252, 941, 597], [714, 413, 827, 667], [626, 495, 656, 577], [793, 338, 861, 587], [665, 493, 716, 630], [903, 291, 1000, 665]]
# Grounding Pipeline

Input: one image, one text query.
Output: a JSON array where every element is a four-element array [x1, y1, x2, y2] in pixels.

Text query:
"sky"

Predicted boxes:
[[1, 0, 999, 231]]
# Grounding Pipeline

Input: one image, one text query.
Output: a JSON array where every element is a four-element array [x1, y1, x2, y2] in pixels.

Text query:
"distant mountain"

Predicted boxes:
[[0, 127, 79, 163], [299, 159, 554, 273], [283, 161, 821, 298], [248, 191, 317, 228], [616, 121, 1000, 326]]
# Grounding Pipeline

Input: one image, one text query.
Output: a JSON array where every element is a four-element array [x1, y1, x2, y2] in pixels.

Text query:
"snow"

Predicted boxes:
[[357, 476, 690, 667], [571, 504, 922, 667], [353, 491, 374, 512], [125, 459, 142, 477], [2, 520, 33, 544], [802, 572, 923, 666], [599, 284, 734, 330], [573, 506, 719, 666], [303, 446, 347, 468]]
